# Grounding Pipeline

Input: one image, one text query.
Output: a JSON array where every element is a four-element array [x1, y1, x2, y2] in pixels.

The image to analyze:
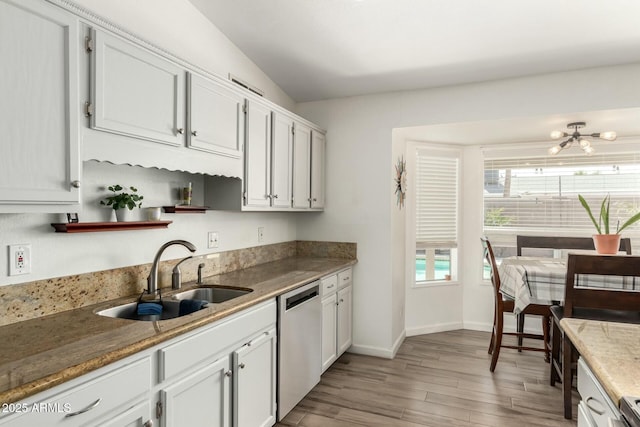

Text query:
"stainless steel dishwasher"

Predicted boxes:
[[277, 280, 322, 421]]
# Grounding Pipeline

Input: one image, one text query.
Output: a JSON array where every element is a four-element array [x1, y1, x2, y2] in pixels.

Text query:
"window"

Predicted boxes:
[[414, 147, 460, 284], [482, 151, 640, 278]]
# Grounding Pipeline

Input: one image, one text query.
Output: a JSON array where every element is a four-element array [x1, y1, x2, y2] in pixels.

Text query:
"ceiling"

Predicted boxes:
[[188, 0, 640, 103], [395, 108, 640, 145]]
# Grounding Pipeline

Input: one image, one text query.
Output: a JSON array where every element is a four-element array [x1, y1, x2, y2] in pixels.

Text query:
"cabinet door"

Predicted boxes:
[[233, 328, 277, 427], [310, 131, 326, 209], [161, 356, 230, 427], [270, 112, 293, 209], [188, 73, 244, 158], [92, 29, 185, 147], [292, 122, 311, 209], [321, 293, 338, 373], [0, 0, 80, 207], [244, 100, 271, 207], [337, 285, 353, 356]]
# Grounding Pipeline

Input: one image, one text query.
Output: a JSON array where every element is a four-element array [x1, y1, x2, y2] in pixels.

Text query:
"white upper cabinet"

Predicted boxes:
[[188, 73, 244, 159], [0, 0, 80, 211], [244, 100, 272, 207], [270, 112, 294, 209], [292, 122, 311, 209], [311, 130, 326, 209], [91, 29, 185, 147]]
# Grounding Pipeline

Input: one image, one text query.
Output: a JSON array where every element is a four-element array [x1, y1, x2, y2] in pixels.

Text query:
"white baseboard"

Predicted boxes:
[[405, 321, 463, 337], [464, 320, 543, 334], [463, 321, 492, 332], [349, 340, 401, 359], [390, 330, 406, 358]]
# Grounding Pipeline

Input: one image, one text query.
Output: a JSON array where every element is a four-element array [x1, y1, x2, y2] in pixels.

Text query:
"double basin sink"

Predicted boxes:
[[97, 286, 253, 321]]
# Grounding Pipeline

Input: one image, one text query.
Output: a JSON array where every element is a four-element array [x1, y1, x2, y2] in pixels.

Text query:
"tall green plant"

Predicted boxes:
[[578, 194, 640, 234]]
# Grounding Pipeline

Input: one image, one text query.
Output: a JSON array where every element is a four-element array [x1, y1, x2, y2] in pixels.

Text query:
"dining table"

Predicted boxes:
[[498, 256, 631, 314]]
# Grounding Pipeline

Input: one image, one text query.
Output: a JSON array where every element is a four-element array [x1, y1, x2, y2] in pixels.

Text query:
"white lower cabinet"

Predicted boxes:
[[233, 328, 277, 427], [320, 268, 353, 373], [577, 357, 621, 427], [157, 300, 277, 427], [0, 356, 152, 427], [0, 300, 277, 427], [98, 400, 152, 427], [160, 356, 231, 427]]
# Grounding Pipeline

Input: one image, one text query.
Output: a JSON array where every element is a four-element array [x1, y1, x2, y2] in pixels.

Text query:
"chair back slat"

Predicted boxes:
[[481, 236, 502, 305], [564, 254, 640, 316], [516, 235, 632, 256]]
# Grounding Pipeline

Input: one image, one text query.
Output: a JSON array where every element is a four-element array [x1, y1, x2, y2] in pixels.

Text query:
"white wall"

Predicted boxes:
[[70, 0, 295, 111], [0, 161, 297, 286], [390, 133, 406, 354], [296, 63, 640, 355]]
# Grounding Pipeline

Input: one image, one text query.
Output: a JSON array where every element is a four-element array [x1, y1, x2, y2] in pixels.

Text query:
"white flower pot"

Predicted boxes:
[[115, 208, 133, 222]]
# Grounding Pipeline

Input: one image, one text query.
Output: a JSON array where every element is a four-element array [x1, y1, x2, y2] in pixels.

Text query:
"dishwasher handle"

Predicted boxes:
[[285, 285, 319, 311]]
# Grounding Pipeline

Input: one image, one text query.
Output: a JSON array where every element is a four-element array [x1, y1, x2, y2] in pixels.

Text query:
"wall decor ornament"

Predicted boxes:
[[394, 156, 407, 209]]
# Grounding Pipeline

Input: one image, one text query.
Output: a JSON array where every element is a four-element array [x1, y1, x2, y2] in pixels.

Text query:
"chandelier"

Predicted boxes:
[[548, 121, 616, 155]]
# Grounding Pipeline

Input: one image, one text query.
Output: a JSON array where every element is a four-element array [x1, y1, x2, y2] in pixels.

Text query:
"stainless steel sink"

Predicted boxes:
[[97, 300, 184, 321], [171, 286, 253, 303]]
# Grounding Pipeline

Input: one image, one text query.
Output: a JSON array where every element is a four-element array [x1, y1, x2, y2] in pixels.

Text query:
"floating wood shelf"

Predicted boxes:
[[51, 220, 173, 233], [162, 205, 209, 214]]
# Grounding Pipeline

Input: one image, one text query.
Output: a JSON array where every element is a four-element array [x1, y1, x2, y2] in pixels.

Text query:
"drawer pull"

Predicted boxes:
[[65, 398, 102, 418], [342, 277, 349, 281], [327, 284, 334, 289], [585, 396, 606, 415]]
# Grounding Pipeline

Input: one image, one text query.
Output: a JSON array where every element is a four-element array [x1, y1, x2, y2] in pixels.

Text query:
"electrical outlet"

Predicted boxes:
[[9, 244, 31, 276], [258, 227, 264, 243], [208, 231, 219, 249]]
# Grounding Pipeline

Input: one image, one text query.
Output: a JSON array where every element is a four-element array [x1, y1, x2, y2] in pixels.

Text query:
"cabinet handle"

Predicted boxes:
[[70, 180, 81, 189], [143, 421, 154, 427], [327, 284, 334, 289], [177, 128, 184, 134], [265, 194, 270, 200], [313, 198, 317, 202], [342, 277, 349, 281], [65, 398, 101, 418], [273, 194, 278, 199], [340, 299, 344, 303], [239, 363, 246, 369], [225, 370, 232, 377], [191, 130, 198, 137], [585, 396, 606, 415]]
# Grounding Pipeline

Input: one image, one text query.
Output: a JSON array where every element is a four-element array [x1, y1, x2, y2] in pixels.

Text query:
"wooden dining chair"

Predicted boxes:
[[550, 254, 640, 419], [516, 235, 632, 256], [481, 236, 551, 372]]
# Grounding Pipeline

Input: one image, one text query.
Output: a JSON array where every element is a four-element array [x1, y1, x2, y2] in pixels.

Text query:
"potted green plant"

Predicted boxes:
[[578, 194, 640, 254], [100, 185, 144, 222]]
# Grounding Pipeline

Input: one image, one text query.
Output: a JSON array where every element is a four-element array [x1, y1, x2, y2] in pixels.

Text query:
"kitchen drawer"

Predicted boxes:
[[577, 357, 621, 427], [159, 299, 276, 382], [0, 356, 151, 427], [337, 268, 352, 289], [320, 275, 338, 297]]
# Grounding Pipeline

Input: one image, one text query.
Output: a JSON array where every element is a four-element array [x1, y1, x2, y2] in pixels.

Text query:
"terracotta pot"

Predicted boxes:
[[592, 234, 621, 255]]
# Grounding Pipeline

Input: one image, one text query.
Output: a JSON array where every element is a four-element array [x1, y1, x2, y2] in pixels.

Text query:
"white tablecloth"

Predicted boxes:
[[498, 256, 629, 314]]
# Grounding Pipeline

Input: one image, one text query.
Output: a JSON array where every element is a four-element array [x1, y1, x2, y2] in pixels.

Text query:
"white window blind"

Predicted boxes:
[[484, 152, 640, 232], [416, 149, 459, 248]]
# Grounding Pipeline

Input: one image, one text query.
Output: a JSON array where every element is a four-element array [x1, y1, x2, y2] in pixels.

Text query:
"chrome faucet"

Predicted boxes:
[[147, 240, 196, 295]]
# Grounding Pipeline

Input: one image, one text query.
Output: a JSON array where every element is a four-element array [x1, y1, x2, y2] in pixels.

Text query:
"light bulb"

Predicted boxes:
[[548, 145, 562, 155], [599, 131, 617, 141], [550, 130, 565, 140], [579, 138, 591, 148], [583, 145, 595, 155]]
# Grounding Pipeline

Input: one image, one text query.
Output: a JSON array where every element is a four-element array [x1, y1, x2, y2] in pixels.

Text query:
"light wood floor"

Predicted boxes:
[[278, 330, 578, 427]]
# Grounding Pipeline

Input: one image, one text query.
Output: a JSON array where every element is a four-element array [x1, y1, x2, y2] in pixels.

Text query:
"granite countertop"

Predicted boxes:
[[561, 318, 640, 405], [0, 256, 356, 406]]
